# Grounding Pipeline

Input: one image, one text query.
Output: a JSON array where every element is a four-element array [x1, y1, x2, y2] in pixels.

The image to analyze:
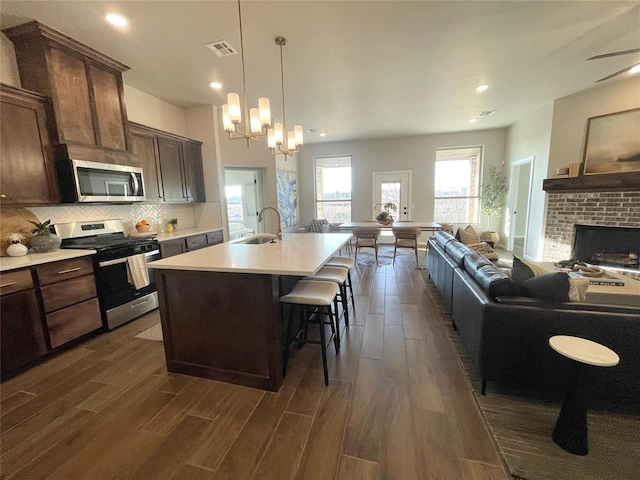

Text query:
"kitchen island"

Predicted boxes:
[[148, 233, 352, 391]]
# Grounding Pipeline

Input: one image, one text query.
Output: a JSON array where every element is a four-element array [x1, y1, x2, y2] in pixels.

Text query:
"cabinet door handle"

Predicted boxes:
[[57, 267, 82, 275], [0, 282, 16, 288]]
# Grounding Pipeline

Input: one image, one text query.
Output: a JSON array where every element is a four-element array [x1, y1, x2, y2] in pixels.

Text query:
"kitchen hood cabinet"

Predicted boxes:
[[130, 122, 205, 203], [0, 84, 60, 204], [3, 21, 137, 167]]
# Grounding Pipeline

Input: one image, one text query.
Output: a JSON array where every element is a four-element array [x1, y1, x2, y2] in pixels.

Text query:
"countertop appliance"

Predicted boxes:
[[57, 159, 146, 203], [54, 219, 159, 330]]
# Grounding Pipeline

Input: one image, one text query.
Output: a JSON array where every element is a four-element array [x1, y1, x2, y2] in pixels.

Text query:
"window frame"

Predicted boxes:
[[314, 155, 352, 223], [433, 146, 483, 225]]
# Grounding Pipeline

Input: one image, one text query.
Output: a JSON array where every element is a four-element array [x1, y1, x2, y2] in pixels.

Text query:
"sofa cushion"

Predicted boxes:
[[466, 242, 499, 260], [512, 256, 549, 282], [457, 225, 481, 245], [475, 264, 514, 298], [520, 272, 571, 303], [434, 230, 456, 249], [464, 251, 493, 273], [308, 218, 328, 232], [445, 240, 473, 265]]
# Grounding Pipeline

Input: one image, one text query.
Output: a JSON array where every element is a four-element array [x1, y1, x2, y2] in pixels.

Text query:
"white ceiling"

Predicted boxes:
[[2, 1, 640, 145]]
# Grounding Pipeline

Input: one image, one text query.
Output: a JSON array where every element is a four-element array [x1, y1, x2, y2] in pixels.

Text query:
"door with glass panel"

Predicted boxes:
[[372, 171, 411, 221]]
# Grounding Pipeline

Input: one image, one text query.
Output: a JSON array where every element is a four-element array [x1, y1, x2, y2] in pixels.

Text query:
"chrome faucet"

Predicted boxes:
[[258, 206, 283, 240]]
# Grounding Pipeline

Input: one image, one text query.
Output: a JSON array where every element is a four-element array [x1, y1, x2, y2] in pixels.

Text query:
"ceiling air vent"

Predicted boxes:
[[205, 40, 238, 57], [479, 110, 498, 117], [305, 128, 320, 134]]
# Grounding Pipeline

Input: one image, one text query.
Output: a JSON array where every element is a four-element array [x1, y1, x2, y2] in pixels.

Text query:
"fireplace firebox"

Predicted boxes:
[[572, 225, 640, 271]]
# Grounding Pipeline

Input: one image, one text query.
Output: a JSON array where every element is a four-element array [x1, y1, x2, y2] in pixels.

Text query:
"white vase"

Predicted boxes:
[[6, 242, 28, 257]]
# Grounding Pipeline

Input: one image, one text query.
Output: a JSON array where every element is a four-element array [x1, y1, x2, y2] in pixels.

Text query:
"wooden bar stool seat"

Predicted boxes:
[[280, 280, 339, 385]]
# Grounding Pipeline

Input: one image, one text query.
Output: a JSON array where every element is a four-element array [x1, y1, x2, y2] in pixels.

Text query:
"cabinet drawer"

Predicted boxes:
[[206, 230, 223, 245], [160, 239, 186, 258], [0, 269, 34, 295], [36, 257, 94, 285], [46, 298, 102, 348], [40, 274, 97, 313], [186, 234, 207, 251]]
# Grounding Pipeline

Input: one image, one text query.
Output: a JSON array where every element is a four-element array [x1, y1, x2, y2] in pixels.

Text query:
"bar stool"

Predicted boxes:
[[324, 256, 356, 315], [304, 266, 350, 348], [280, 280, 339, 385]]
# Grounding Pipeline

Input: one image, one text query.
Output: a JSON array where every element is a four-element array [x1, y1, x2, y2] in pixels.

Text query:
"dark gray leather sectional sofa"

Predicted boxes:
[[427, 231, 640, 404]]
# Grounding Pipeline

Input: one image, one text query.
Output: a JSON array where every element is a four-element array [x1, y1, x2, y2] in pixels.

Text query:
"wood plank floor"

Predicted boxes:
[[1, 251, 510, 479]]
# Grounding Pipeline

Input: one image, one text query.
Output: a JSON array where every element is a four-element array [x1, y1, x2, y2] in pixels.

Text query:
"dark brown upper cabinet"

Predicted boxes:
[[129, 122, 205, 203], [0, 83, 59, 204], [3, 21, 137, 166]]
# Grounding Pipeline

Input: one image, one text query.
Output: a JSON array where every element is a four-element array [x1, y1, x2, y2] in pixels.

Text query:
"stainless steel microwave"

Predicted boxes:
[[67, 159, 145, 202]]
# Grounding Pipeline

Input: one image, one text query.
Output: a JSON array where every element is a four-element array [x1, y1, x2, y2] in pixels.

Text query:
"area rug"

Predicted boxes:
[[420, 269, 640, 480], [352, 245, 417, 267], [134, 323, 163, 342]]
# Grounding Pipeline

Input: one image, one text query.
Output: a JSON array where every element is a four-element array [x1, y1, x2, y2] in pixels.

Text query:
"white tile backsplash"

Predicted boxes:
[[28, 203, 196, 235]]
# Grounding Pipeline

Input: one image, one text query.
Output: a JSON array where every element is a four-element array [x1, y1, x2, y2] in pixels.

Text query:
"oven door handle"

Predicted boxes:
[[98, 249, 160, 268]]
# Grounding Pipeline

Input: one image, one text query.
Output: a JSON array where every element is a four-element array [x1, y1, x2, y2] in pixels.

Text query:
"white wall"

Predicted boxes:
[[297, 129, 507, 229], [124, 85, 187, 136], [548, 78, 640, 175], [0, 33, 20, 87], [505, 104, 553, 260]]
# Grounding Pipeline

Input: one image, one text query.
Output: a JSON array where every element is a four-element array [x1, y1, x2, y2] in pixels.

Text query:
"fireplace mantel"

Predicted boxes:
[[543, 171, 640, 193]]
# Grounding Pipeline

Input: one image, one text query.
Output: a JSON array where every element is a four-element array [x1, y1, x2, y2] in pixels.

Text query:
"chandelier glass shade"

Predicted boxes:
[[222, 0, 271, 145], [268, 37, 303, 158]]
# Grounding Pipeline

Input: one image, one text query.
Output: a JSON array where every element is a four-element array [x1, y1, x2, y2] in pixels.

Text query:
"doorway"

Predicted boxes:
[[223, 167, 264, 240], [507, 157, 534, 257], [372, 171, 412, 221]]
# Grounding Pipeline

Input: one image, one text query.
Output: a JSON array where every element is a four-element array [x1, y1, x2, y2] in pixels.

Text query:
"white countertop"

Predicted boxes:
[[153, 227, 223, 243], [0, 249, 96, 272], [148, 233, 352, 276]]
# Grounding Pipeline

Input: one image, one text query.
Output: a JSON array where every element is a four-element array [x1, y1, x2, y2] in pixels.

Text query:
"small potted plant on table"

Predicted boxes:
[[375, 202, 397, 225]]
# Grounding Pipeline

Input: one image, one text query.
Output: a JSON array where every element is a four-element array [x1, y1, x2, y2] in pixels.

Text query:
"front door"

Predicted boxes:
[[372, 171, 411, 221]]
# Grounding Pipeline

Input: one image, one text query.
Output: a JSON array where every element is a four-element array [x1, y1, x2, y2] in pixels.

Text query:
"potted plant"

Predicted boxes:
[[375, 202, 397, 225], [29, 219, 62, 253], [166, 218, 178, 233], [480, 165, 508, 245]]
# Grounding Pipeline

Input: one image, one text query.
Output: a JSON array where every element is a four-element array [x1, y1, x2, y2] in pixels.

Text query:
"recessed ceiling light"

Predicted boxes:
[[105, 13, 128, 27], [209, 82, 223, 90], [475, 84, 490, 92], [319, 133, 326, 137], [469, 118, 478, 123], [630, 64, 640, 75]]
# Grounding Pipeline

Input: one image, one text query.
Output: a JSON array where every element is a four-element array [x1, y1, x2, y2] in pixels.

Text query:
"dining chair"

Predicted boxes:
[[392, 226, 422, 265], [353, 226, 381, 266]]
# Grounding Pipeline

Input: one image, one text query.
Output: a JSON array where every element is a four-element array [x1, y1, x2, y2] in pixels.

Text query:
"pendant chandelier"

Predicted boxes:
[[268, 37, 303, 158], [222, 0, 271, 145]]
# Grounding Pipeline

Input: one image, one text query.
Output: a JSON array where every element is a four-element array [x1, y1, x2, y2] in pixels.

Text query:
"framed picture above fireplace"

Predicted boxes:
[[583, 107, 640, 175]]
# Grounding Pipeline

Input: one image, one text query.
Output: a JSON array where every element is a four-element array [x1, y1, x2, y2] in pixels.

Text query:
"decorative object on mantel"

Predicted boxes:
[[568, 162, 583, 178], [3, 233, 28, 257], [220, 0, 272, 146], [267, 37, 303, 159], [29, 219, 61, 253], [583, 108, 640, 175], [375, 202, 397, 225], [480, 165, 508, 244]]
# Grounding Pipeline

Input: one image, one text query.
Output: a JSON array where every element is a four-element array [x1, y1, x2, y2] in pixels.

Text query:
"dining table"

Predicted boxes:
[[339, 221, 442, 233]]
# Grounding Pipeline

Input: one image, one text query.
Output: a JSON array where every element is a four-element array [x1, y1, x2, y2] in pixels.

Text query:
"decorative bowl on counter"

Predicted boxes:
[[136, 220, 151, 233]]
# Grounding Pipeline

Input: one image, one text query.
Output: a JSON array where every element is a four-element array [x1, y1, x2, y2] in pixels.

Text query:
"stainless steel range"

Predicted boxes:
[[53, 219, 160, 330]]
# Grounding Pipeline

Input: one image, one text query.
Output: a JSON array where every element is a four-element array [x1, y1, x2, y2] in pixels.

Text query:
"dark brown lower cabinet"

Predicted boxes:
[[160, 230, 224, 258], [46, 298, 102, 349], [0, 270, 47, 378]]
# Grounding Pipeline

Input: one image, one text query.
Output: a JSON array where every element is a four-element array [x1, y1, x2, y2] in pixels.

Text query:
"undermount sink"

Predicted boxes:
[[230, 234, 278, 245]]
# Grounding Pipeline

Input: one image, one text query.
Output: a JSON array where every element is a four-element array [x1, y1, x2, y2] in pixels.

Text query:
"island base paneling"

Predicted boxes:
[[156, 270, 289, 391]]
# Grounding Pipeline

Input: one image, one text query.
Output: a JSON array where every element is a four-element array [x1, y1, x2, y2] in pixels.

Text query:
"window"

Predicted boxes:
[[434, 147, 482, 224], [315, 156, 351, 223]]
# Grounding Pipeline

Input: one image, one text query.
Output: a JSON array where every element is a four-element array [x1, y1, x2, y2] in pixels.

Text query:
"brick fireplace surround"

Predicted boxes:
[[543, 191, 640, 264]]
